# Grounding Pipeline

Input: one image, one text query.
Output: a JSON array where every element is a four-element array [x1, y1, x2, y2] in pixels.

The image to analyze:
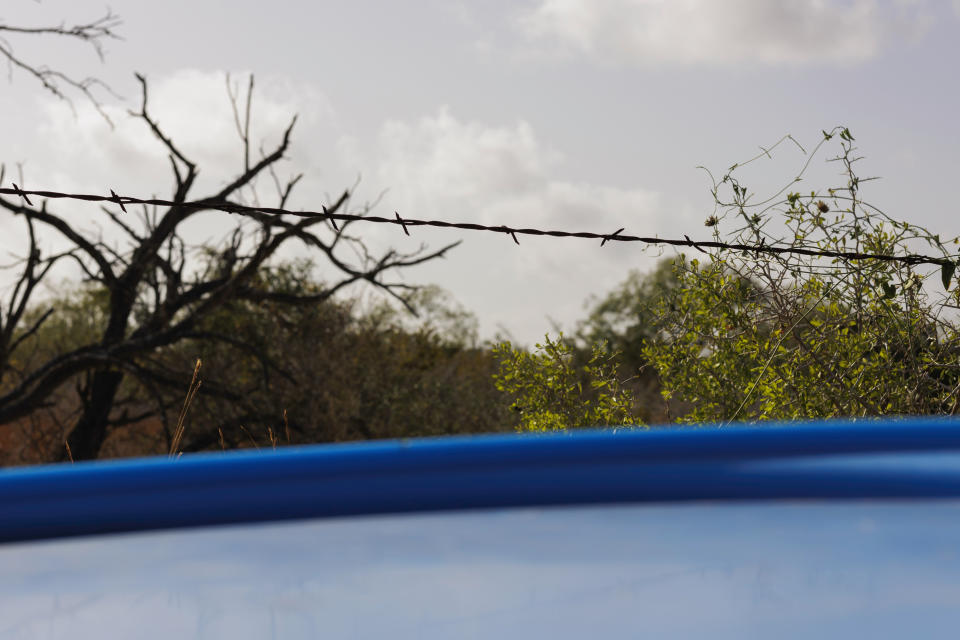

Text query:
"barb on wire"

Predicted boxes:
[[684, 235, 707, 255], [323, 204, 338, 231], [10, 183, 32, 206], [0, 185, 957, 268], [109, 188, 126, 212], [395, 211, 410, 236], [601, 228, 624, 247], [502, 226, 520, 245]]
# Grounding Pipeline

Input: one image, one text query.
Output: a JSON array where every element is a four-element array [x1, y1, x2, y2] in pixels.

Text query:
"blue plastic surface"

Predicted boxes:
[[7, 501, 960, 639], [5, 418, 960, 543]]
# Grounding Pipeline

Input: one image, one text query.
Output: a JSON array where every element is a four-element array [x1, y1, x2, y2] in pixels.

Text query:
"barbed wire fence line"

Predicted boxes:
[[2, 184, 958, 270]]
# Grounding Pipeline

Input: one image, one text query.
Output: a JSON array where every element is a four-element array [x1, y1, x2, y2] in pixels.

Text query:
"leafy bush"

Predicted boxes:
[[644, 127, 960, 423], [493, 334, 640, 431]]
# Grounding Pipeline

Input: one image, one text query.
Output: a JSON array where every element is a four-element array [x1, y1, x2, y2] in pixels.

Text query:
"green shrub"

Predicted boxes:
[[644, 127, 960, 423], [493, 334, 641, 431]]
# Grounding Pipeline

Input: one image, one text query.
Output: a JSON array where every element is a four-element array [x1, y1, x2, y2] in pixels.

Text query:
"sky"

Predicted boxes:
[[2, 0, 960, 343], [4, 501, 960, 637]]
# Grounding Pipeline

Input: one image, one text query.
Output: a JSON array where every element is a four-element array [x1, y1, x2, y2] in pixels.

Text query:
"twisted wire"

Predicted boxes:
[[1, 185, 955, 268]]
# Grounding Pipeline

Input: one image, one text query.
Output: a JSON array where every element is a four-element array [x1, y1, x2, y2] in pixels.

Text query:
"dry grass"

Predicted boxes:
[[169, 358, 202, 457]]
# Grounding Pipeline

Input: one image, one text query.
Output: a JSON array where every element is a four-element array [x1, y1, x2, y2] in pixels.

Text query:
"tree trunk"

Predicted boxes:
[[57, 370, 123, 461]]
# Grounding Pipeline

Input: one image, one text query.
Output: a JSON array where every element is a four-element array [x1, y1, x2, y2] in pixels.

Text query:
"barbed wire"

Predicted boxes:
[[1, 184, 956, 268]]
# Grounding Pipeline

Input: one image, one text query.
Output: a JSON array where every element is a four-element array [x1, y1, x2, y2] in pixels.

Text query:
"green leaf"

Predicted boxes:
[[942, 262, 957, 291], [881, 282, 897, 300]]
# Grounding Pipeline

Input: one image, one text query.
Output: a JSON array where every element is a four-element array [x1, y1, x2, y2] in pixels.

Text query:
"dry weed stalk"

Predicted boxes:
[[169, 359, 202, 457]]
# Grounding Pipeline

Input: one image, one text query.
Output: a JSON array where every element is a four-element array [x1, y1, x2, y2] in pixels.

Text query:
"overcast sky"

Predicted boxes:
[[3, 0, 959, 343]]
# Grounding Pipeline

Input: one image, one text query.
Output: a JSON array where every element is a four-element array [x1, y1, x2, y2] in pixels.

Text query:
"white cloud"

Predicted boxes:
[[516, 0, 930, 67], [31, 69, 339, 198], [16, 73, 679, 343], [378, 108, 554, 215], [373, 108, 676, 341], [376, 108, 660, 232], [7, 70, 346, 299]]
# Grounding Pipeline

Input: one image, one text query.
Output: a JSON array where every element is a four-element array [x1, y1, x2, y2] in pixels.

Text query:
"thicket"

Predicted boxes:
[[644, 128, 960, 422], [492, 335, 636, 432], [3, 6, 953, 458], [1, 262, 511, 465], [10, 126, 958, 463], [0, 10, 462, 462], [506, 127, 960, 429]]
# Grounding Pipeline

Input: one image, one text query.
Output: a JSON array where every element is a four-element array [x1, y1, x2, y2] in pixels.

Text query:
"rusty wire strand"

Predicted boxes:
[[1, 185, 957, 268]]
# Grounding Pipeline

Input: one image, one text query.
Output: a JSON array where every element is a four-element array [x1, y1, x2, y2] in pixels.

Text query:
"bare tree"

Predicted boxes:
[[0, 8, 122, 123], [0, 73, 457, 461]]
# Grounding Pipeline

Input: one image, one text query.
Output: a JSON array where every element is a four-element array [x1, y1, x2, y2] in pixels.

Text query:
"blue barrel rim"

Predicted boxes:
[[5, 417, 960, 544]]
